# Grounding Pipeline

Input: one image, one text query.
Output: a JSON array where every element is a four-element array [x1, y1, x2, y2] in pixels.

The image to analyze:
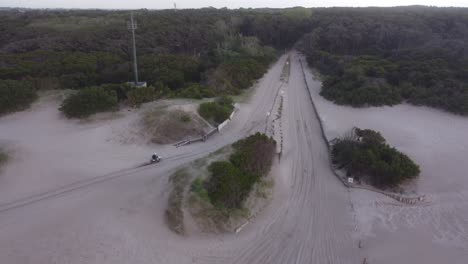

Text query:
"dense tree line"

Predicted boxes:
[[2, 7, 468, 115], [332, 128, 420, 188], [205, 133, 276, 209], [0, 79, 37, 115], [301, 7, 468, 115], [0, 8, 307, 97]]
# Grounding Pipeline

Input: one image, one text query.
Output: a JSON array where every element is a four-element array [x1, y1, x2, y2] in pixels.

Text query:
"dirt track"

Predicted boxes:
[[0, 53, 361, 263]]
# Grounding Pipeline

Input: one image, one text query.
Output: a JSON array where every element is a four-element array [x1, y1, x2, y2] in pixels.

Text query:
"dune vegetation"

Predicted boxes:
[[332, 128, 420, 188], [198, 133, 276, 209]]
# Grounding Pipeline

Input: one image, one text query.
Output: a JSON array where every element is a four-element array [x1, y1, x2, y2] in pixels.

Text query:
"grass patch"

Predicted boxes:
[[141, 108, 207, 144], [190, 178, 210, 202], [255, 178, 274, 199], [187, 193, 249, 233]]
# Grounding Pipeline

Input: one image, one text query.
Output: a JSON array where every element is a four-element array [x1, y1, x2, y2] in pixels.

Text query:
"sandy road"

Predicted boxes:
[[0, 53, 360, 263]]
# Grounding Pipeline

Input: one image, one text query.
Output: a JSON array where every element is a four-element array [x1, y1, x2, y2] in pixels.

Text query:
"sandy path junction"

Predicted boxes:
[[0, 52, 467, 263]]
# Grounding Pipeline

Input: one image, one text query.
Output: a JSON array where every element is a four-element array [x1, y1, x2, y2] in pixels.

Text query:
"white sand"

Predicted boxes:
[[301, 53, 468, 263]]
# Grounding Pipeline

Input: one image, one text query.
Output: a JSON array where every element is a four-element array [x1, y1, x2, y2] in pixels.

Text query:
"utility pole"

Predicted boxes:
[[127, 12, 139, 85]]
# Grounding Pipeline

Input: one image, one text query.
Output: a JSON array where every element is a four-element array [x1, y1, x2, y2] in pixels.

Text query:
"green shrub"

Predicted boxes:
[[230, 132, 276, 178], [101, 83, 132, 102], [203, 133, 276, 209], [332, 128, 420, 188], [127, 83, 169, 107], [0, 80, 37, 115], [206, 161, 255, 209], [176, 83, 216, 99], [59, 86, 118, 118], [216, 95, 234, 108], [198, 96, 234, 124]]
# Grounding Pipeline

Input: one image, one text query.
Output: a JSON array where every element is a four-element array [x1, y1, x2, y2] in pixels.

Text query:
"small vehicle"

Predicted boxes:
[[151, 153, 162, 163]]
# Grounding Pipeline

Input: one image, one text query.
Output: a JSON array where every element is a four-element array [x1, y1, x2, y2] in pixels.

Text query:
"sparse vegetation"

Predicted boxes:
[[59, 86, 118, 118], [141, 109, 207, 144], [331, 128, 420, 188], [165, 169, 191, 235], [190, 178, 210, 202], [179, 113, 191, 123], [198, 96, 234, 124], [0, 80, 37, 115]]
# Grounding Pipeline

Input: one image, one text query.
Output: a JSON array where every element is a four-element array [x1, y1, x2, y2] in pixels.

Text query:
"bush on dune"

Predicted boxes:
[[175, 83, 216, 99], [127, 83, 169, 107], [204, 133, 276, 209], [0, 80, 37, 115], [205, 161, 252, 209], [198, 96, 234, 124], [59, 86, 118, 118], [331, 128, 420, 188]]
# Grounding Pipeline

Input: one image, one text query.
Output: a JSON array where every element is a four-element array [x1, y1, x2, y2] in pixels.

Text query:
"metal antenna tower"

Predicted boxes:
[[127, 12, 139, 85]]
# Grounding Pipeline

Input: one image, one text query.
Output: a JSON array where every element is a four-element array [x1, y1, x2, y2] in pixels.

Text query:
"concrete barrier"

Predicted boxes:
[[218, 107, 237, 132], [217, 119, 230, 132]]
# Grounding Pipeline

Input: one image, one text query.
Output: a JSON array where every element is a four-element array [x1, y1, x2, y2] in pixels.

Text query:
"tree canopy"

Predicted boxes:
[[300, 7, 468, 114], [2, 7, 468, 114]]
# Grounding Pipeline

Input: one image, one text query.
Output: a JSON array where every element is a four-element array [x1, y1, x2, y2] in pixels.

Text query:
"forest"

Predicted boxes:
[[1, 7, 468, 115], [300, 7, 468, 114], [0, 8, 308, 93]]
